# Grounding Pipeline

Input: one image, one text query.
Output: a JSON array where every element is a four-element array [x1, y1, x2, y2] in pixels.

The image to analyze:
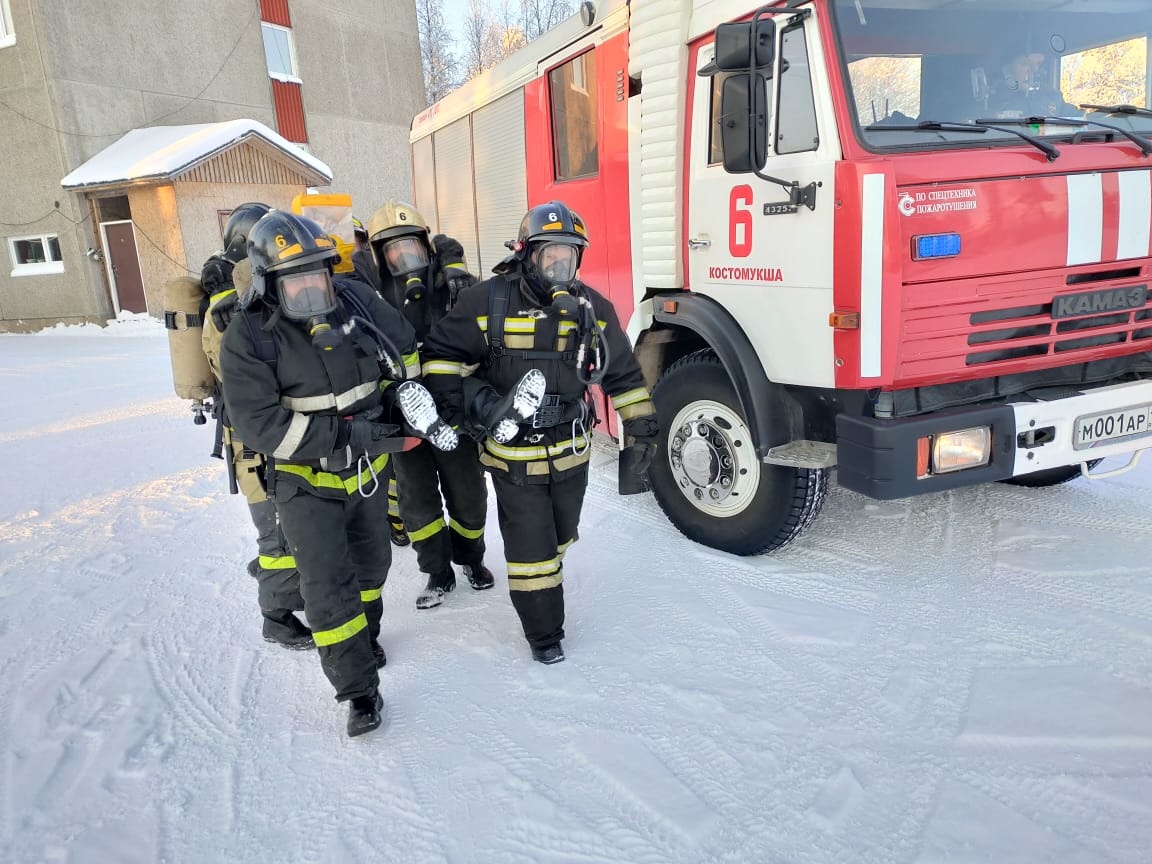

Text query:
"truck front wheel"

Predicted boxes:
[[648, 350, 827, 556]]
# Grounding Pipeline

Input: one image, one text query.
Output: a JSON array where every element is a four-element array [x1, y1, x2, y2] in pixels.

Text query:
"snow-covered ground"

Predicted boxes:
[[2, 317, 1150, 864]]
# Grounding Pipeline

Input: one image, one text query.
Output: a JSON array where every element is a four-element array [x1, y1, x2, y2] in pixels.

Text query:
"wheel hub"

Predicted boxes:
[[670, 420, 736, 505]]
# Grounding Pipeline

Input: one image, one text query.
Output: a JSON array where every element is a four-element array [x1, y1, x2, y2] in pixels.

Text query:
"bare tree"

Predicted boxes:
[[461, 1, 502, 79], [517, 0, 574, 41], [415, 0, 461, 105]]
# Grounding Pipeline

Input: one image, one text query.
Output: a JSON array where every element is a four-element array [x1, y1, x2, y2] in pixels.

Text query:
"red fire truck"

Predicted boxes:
[[411, 0, 1152, 555]]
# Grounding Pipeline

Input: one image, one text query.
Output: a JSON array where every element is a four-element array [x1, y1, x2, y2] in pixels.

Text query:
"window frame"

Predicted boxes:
[[548, 48, 600, 183], [775, 22, 820, 155], [8, 233, 64, 277], [0, 0, 15, 49], [260, 22, 300, 84]]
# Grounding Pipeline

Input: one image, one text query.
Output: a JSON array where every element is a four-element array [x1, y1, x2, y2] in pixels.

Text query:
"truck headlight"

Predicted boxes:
[[931, 427, 992, 474]]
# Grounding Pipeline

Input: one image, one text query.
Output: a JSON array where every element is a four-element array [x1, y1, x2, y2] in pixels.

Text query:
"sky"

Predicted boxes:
[[2, 315, 1151, 862]]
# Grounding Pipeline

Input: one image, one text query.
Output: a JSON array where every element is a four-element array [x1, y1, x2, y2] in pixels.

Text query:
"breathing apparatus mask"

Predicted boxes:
[[379, 235, 431, 303], [275, 265, 342, 350], [525, 241, 583, 318]]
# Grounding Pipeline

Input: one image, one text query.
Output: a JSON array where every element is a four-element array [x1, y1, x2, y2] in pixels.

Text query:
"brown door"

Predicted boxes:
[[103, 222, 147, 314]]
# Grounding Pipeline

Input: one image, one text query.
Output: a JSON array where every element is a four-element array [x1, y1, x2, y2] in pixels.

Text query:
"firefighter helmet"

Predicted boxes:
[[222, 202, 271, 263], [514, 201, 589, 294], [368, 201, 432, 277], [242, 212, 339, 309], [352, 216, 368, 242]]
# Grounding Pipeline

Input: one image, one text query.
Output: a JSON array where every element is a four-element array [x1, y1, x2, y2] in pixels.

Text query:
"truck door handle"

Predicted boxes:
[[688, 237, 711, 249]]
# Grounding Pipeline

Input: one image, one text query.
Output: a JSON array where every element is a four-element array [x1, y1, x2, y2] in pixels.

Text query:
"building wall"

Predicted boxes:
[[173, 181, 301, 273], [0, 0, 106, 329], [0, 0, 425, 330], [292, 0, 426, 210], [124, 185, 187, 316]]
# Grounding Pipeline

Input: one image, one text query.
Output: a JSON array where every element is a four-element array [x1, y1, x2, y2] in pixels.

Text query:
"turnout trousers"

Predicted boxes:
[[231, 436, 305, 626], [392, 441, 487, 575], [490, 466, 588, 648], [275, 483, 392, 701]]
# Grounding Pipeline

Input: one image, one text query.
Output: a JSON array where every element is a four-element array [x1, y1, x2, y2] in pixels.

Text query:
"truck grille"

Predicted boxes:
[[898, 269, 1152, 383], [966, 300, 1152, 365]]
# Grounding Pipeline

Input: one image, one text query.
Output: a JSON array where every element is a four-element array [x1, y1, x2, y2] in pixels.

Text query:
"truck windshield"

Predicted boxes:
[[832, 0, 1152, 152]]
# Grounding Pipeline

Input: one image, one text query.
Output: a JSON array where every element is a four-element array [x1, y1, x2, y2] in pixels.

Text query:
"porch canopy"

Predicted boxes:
[[60, 119, 332, 191]]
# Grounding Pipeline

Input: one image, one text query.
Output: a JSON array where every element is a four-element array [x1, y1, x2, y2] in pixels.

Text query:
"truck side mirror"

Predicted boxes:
[[720, 73, 768, 173], [713, 19, 776, 72]]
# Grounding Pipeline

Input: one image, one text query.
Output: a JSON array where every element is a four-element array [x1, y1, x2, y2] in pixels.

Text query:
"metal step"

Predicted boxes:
[[763, 440, 837, 469]]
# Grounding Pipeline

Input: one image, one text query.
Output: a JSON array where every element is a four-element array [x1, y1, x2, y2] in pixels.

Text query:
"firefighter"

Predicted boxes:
[[420, 201, 659, 664], [349, 215, 407, 547], [365, 201, 547, 610], [200, 202, 312, 651], [220, 211, 459, 737], [988, 50, 1077, 118]]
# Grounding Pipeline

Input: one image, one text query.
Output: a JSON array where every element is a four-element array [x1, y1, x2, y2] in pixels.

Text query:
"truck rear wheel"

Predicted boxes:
[[648, 350, 827, 556], [1000, 460, 1102, 488]]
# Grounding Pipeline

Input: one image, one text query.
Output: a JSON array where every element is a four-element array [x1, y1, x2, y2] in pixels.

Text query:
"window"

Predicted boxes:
[[8, 233, 63, 277], [261, 23, 299, 82], [775, 26, 819, 155], [708, 71, 736, 165], [549, 51, 598, 181], [0, 0, 14, 49]]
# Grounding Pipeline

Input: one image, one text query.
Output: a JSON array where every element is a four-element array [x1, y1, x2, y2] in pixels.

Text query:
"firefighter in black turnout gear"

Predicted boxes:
[[367, 202, 546, 610], [220, 212, 459, 737], [201, 203, 312, 650], [350, 215, 407, 547], [421, 202, 659, 664]]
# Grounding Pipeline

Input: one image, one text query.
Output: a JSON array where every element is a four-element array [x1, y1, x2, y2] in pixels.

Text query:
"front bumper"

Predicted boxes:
[[835, 378, 1152, 500]]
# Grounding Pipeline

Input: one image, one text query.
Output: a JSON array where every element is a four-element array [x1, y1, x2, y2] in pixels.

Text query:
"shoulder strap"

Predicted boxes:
[[242, 307, 278, 366], [485, 274, 514, 363], [334, 276, 373, 323]]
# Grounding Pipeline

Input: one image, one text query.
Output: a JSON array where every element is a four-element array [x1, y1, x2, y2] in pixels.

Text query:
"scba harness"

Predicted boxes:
[[483, 274, 603, 431]]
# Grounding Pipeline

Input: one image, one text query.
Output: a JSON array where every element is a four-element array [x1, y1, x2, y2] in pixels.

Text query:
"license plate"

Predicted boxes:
[[1073, 403, 1152, 450]]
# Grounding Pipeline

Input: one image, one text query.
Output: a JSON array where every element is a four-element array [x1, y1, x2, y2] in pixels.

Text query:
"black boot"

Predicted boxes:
[[371, 639, 387, 668], [415, 567, 456, 609], [262, 612, 314, 650], [531, 642, 565, 665], [389, 521, 410, 547], [462, 562, 495, 591], [347, 690, 384, 737], [396, 381, 459, 452]]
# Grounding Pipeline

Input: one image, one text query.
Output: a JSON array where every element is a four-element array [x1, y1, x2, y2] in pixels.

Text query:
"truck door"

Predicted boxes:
[[686, 10, 840, 388]]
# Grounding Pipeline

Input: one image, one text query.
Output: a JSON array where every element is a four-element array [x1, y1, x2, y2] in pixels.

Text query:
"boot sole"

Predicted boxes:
[[264, 636, 315, 651], [397, 382, 459, 451], [511, 369, 548, 420]]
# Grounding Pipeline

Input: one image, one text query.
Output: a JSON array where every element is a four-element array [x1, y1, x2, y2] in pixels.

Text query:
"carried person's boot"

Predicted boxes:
[[470, 368, 550, 442], [347, 689, 384, 737], [262, 611, 314, 650], [531, 642, 565, 665], [462, 562, 495, 591], [415, 567, 456, 609], [389, 521, 411, 547], [396, 381, 459, 452], [371, 639, 387, 668]]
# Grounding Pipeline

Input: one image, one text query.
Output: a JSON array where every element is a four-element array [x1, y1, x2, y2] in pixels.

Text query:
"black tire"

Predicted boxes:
[[1000, 460, 1102, 488], [648, 350, 827, 556]]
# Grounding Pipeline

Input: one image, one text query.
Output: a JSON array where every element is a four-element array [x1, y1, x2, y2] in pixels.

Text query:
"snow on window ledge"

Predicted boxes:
[[269, 72, 303, 86], [11, 261, 65, 277], [0, 35, 14, 50]]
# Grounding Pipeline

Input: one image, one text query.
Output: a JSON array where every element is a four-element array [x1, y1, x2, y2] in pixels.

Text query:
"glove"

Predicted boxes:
[[200, 257, 233, 296], [210, 291, 238, 333], [623, 416, 659, 473], [618, 415, 658, 495], [344, 418, 402, 453]]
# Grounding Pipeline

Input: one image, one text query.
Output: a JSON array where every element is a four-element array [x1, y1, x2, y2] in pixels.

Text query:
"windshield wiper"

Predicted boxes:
[[866, 119, 1060, 162], [976, 116, 1152, 157], [1080, 104, 1152, 119]]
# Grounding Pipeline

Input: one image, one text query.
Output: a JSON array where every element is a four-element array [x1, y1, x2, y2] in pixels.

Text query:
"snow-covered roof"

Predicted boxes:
[[60, 119, 333, 191]]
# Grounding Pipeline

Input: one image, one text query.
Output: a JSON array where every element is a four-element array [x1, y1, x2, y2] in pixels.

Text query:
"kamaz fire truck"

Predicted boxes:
[[411, 0, 1152, 555]]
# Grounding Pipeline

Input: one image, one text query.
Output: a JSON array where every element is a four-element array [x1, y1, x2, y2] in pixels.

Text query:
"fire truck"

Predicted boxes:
[[410, 0, 1152, 555]]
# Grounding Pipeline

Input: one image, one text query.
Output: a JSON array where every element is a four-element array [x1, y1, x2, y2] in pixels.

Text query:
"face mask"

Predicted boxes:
[[532, 242, 580, 287], [377, 236, 430, 303], [278, 269, 341, 349]]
